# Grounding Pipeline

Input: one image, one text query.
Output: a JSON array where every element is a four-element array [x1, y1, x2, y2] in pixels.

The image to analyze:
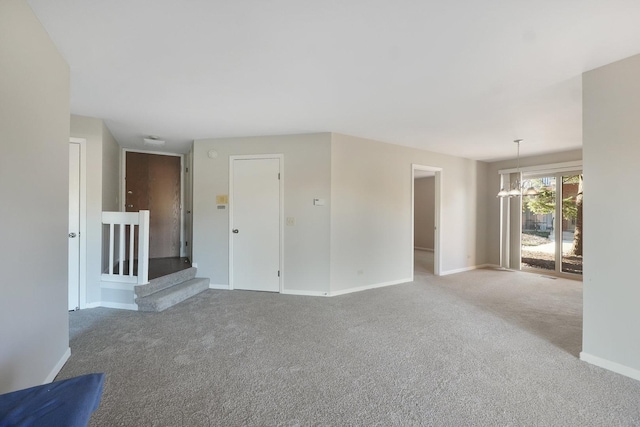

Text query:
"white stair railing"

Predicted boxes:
[[101, 210, 150, 285]]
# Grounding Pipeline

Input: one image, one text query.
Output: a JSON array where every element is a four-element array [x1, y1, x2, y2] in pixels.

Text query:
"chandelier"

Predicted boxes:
[[497, 139, 538, 198]]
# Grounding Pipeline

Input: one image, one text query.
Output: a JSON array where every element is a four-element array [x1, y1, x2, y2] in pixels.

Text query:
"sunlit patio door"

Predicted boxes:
[[520, 171, 583, 276]]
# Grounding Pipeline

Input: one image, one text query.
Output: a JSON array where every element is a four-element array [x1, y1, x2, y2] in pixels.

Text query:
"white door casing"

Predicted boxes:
[[68, 138, 87, 310], [68, 142, 80, 310], [229, 155, 282, 292]]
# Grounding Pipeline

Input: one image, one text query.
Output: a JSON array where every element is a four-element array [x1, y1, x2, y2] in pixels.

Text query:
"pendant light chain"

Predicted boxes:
[[497, 139, 537, 198]]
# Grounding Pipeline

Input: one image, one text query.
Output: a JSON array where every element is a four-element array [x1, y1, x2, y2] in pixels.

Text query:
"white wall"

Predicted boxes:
[[330, 133, 489, 292], [0, 0, 70, 393], [193, 133, 489, 296], [414, 177, 435, 250], [102, 122, 120, 213], [193, 134, 332, 294], [100, 123, 121, 305], [581, 53, 640, 379], [70, 115, 121, 305]]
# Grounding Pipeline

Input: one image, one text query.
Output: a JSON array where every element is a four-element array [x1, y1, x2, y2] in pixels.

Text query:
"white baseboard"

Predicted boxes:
[[44, 347, 71, 384], [209, 283, 229, 290], [440, 264, 496, 276], [480, 264, 501, 269], [81, 301, 138, 310], [329, 278, 412, 297], [580, 352, 640, 381], [99, 302, 138, 311], [282, 289, 330, 297], [414, 247, 434, 252]]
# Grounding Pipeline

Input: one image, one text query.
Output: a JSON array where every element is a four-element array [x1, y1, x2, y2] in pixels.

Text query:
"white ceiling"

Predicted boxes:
[[27, 0, 640, 161]]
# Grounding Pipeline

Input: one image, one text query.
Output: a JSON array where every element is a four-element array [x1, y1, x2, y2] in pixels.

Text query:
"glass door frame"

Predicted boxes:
[[498, 161, 583, 279], [520, 172, 562, 274]]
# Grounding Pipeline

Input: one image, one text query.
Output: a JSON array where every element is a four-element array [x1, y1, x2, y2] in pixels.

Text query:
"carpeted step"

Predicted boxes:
[[135, 267, 197, 298], [135, 277, 210, 312]]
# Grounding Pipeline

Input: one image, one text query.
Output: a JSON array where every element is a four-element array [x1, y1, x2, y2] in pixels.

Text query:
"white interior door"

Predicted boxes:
[[231, 157, 281, 292], [68, 143, 80, 310]]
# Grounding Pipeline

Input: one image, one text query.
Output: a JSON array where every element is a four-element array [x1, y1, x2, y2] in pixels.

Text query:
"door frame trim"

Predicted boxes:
[[228, 154, 284, 292], [121, 149, 186, 257], [69, 138, 87, 309], [411, 164, 443, 277]]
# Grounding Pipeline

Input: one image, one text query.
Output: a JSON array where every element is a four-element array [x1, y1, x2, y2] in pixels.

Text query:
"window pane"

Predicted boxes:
[[561, 174, 583, 275], [521, 176, 556, 271]]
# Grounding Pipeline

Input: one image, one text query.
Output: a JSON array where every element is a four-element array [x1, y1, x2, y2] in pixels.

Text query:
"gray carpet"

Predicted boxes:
[[58, 264, 640, 426]]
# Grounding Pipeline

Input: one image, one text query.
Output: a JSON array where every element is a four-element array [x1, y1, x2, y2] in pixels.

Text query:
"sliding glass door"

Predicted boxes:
[[521, 175, 556, 272], [560, 174, 583, 274], [520, 171, 583, 276]]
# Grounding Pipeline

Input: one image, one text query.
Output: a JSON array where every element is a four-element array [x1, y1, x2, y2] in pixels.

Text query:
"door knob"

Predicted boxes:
[[69, 232, 77, 238], [127, 204, 134, 208], [232, 229, 239, 234]]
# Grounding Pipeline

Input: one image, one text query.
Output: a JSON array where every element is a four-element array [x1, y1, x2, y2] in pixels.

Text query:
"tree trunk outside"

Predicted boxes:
[[571, 175, 583, 256]]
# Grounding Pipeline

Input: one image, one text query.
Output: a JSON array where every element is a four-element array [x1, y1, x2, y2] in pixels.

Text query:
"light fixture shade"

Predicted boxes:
[[508, 188, 521, 197], [497, 139, 530, 199], [497, 188, 509, 198], [143, 136, 165, 146]]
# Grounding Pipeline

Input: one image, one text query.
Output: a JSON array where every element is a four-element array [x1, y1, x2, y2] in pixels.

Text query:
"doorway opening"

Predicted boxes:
[[412, 164, 442, 277]]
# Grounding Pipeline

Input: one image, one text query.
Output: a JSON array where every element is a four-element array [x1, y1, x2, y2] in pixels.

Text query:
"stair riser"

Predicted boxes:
[[136, 278, 210, 312], [135, 267, 197, 297]]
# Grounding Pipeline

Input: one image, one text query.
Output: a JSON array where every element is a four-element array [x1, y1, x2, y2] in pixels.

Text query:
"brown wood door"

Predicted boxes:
[[126, 152, 181, 259]]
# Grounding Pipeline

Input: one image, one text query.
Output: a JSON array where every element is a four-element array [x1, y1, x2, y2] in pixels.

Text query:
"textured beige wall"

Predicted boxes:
[[0, 0, 70, 392], [414, 177, 435, 250]]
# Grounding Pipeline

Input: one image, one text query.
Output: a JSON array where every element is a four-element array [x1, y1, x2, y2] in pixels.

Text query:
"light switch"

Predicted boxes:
[[286, 217, 295, 226], [313, 198, 325, 206]]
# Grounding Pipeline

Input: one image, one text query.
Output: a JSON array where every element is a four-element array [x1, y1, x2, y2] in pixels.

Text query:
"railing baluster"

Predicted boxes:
[[129, 224, 135, 277], [109, 223, 114, 275], [137, 210, 150, 285], [118, 222, 125, 276]]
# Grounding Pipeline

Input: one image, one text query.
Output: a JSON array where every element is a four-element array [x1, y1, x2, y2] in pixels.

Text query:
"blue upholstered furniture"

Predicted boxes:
[[0, 373, 105, 427]]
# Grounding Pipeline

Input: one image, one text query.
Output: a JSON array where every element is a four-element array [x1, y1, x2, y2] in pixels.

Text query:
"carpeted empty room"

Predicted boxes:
[[58, 265, 640, 426]]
